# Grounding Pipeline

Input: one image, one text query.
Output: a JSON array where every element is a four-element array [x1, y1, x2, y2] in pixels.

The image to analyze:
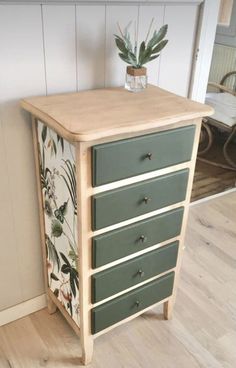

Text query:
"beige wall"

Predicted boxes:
[[0, 2, 198, 311]]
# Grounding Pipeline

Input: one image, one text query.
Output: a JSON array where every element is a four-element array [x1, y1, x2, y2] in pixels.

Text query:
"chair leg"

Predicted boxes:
[[223, 125, 236, 169], [198, 121, 214, 156]]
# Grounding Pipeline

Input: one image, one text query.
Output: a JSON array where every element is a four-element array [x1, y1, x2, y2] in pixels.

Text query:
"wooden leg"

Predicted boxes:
[[81, 334, 94, 365], [163, 299, 174, 320], [46, 294, 57, 315]]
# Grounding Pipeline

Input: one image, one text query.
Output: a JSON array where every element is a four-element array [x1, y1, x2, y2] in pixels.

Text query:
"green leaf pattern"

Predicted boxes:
[[37, 121, 79, 327]]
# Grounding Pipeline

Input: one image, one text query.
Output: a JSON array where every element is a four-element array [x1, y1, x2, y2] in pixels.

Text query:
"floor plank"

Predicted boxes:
[[192, 137, 236, 202], [0, 192, 236, 367]]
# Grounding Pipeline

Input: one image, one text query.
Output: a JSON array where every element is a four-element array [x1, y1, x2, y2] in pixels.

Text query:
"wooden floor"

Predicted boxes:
[[0, 192, 236, 368], [192, 137, 236, 202]]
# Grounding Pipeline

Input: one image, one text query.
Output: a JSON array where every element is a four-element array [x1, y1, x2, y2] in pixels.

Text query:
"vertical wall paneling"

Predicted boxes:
[[138, 5, 165, 86], [0, 115, 22, 311], [76, 5, 106, 91], [105, 5, 139, 87], [0, 6, 46, 101], [42, 5, 77, 94], [190, 0, 221, 102], [158, 5, 198, 97], [0, 5, 46, 309], [0, 1, 214, 316]]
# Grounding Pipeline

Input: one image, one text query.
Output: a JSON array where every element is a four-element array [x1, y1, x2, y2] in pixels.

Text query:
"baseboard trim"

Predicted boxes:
[[0, 294, 47, 327], [190, 187, 236, 206]]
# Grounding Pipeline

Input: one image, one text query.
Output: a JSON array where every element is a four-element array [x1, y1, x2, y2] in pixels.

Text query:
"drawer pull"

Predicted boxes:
[[138, 269, 145, 277], [135, 300, 141, 307], [146, 152, 153, 160], [143, 196, 151, 204], [139, 235, 147, 243]]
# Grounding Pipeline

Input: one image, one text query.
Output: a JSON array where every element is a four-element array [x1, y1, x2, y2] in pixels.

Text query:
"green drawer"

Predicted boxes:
[[92, 169, 188, 230], [92, 126, 195, 186], [92, 207, 183, 268], [91, 271, 174, 334], [92, 241, 178, 303]]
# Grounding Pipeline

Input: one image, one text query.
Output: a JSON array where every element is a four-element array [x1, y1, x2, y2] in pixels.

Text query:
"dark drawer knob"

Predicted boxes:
[[146, 152, 153, 160], [143, 196, 151, 204], [139, 235, 147, 243], [135, 300, 141, 307], [138, 269, 145, 277]]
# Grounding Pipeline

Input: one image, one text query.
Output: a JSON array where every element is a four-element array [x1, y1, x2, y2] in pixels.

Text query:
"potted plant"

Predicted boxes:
[[114, 19, 168, 92]]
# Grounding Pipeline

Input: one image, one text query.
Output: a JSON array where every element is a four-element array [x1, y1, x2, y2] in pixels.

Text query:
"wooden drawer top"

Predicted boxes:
[[21, 85, 213, 142]]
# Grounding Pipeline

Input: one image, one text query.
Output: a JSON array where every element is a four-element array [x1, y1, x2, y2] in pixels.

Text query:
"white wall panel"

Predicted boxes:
[[0, 5, 46, 309], [158, 5, 198, 97], [42, 5, 77, 94], [0, 6, 46, 101], [76, 5, 106, 91], [0, 1, 214, 316], [138, 5, 165, 86], [105, 5, 139, 87]]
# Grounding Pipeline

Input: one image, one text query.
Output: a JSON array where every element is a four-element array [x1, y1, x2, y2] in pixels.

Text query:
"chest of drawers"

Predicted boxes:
[[21, 85, 213, 365]]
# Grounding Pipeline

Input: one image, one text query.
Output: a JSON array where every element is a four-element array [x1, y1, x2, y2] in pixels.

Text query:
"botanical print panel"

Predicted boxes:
[[37, 121, 79, 326]]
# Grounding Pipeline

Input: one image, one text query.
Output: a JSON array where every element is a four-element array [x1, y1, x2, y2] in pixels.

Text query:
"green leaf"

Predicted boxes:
[[146, 54, 160, 63], [50, 272, 59, 281], [54, 288, 59, 297], [57, 135, 64, 153], [41, 125, 47, 143], [138, 41, 146, 66], [118, 53, 132, 65], [53, 140, 57, 156], [70, 268, 79, 298], [60, 251, 79, 298], [44, 199, 53, 217], [139, 46, 152, 66], [60, 252, 70, 266], [115, 37, 128, 55], [45, 235, 60, 272], [147, 24, 168, 49], [127, 51, 137, 66], [51, 219, 63, 238], [152, 39, 168, 54], [61, 160, 77, 216], [61, 264, 70, 274], [67, 299, 73, 316], [54, 201, 68, 223]]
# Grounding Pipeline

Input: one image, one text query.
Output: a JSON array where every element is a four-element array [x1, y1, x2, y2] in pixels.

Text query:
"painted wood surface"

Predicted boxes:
[[0, 190, 235, 367], [0, 1, 209, 312]]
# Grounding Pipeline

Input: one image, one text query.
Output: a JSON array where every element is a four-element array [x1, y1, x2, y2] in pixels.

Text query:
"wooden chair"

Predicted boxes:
[[198, 71, 236, 170]]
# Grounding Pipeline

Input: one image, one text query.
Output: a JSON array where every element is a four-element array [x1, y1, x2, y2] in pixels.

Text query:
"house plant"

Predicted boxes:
[[114, 19, 168, 92]]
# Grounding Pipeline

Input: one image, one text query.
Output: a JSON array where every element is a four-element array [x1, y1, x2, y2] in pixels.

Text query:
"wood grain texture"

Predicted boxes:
[[21, 85, 213, 141], [0, 191, 235, 367], [192, 160, 236, 202]]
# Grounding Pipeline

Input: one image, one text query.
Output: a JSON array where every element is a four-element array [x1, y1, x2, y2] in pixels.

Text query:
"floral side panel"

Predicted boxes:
[[37, 121, 79, 326]]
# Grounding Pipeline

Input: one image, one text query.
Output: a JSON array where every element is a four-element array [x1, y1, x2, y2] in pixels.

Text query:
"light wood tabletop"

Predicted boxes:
[[21, 85, 213, 141]]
